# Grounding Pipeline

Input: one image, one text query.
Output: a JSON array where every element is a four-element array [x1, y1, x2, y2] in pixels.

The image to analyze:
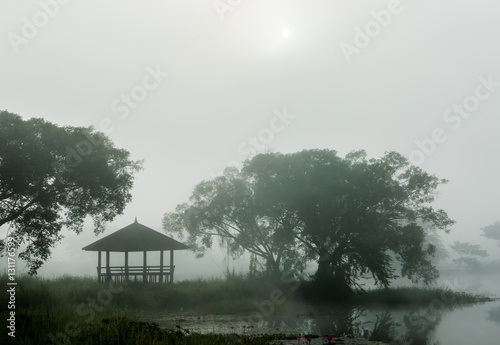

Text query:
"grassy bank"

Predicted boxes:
[[352, 286, 495, 307], [1, 273, 495, 344]]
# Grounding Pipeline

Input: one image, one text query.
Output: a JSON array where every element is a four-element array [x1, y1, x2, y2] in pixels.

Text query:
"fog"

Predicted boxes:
[[1, 0, 499, 279]]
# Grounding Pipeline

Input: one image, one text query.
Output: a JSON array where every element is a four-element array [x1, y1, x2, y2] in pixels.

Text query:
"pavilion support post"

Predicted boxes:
[[97, 251, 102, 283], [106, 251, 110, 283], [125, 251, 129, 282], [143, 251, 147, 283], [159, 251, 164, 283], [170, 250, 174, 283]]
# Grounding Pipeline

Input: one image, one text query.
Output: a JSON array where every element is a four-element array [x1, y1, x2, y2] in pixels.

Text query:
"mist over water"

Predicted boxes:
[[432, 272, 500, 345], [1, 1, 500, 344]]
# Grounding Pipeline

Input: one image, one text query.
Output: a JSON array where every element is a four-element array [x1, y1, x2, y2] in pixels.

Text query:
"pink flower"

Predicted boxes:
[[230, 326, 235, 329]]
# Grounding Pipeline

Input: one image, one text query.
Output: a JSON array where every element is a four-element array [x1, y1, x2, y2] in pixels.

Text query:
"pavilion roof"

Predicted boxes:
[[82, 218, 190, 252]]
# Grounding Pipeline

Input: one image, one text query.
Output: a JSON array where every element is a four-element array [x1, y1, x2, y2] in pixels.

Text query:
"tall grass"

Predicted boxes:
[[351, 286, 494, 307], [1, 273, 494, 344]]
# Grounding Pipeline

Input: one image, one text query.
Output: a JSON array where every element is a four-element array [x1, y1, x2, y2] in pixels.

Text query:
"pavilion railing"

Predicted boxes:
[[97, 265, 175, 283]]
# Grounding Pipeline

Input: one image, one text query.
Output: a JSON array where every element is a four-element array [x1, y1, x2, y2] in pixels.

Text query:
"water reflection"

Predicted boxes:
[[150, 299, 498, 345], [369, 312, 398, 343], [304, 306, 444, 345], [145, 272, 500, 344], [400, 310, 442, 345], [313, 307, 371, 337]]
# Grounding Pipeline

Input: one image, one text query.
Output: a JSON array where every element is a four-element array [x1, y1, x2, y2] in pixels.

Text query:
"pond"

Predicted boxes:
[[145, 273, 500, 345]]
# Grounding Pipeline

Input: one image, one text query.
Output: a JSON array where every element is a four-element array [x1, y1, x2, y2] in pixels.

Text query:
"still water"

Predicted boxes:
[[149, 273, 500, 345]]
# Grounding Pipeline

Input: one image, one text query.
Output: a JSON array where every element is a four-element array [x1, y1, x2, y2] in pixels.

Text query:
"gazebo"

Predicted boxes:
[[82, 218, 189, 283]]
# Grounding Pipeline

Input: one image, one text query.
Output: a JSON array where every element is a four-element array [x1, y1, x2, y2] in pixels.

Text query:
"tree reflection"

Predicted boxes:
[[306, 305, 447, 345], [369, 312, 398, 343], [400, 309, 442, 345], [314, 307, 371, 337]]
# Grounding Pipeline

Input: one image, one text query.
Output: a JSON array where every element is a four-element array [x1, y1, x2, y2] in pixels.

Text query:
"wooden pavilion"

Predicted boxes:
[[82, 218, 189, 283]]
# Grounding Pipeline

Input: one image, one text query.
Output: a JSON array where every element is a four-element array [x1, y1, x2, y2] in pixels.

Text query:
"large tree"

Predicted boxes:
[[0, 111, 142, 274], [164, 149, 454, 291], [450, 241, 489, 269], [244, 150, 454, 292], [163, 167, 305, 278]]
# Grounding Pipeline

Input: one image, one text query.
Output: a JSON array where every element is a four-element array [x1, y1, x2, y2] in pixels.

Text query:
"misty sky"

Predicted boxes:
[[1, 0, 499, 279]]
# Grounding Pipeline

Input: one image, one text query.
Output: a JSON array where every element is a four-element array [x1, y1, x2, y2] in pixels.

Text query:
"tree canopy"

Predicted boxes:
[[163, 149, 454, 293], [0, 111, 142, 274], [450, 241, 489, 269], [163, 166, 305, 277], [481, 221, 500, 247]]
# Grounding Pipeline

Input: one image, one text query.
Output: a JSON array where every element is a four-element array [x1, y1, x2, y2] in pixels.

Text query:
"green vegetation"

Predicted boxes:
[[0, 111, 142, 274], [164, 149, 454, 297], [481, 221, 500, 247], [2, 273, 496, 344], [352, 286, 494, 307], [51, 317, 288, 345], [450, 241, 489, 270]]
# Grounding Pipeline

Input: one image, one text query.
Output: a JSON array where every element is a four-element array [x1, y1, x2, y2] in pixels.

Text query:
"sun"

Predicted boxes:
[[282, 29, 291, 38]]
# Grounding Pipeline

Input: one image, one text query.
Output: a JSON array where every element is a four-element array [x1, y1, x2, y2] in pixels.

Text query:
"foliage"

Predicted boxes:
[[165, 149, 454, 292], [72, 317, 282, 345], [244, 150, 453, 291], [450, 241, 489, 269], [350, 286, 493, 306], [0, 111, 142, 274], [1, 274, 493, 345], [163, 166, 306, 278], [369, 313, 397, 343], [422, 222, 450, 265], [481, 221, 500, 246]]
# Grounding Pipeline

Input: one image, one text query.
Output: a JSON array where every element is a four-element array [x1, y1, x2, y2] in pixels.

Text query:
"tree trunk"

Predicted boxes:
[[314, 250, 331, 283], [312, 253, 353, 301], [265, 257, 282, 281]]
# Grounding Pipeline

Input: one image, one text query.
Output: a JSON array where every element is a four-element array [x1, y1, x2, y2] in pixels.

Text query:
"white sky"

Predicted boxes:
[[1, 0, 499, 278]]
